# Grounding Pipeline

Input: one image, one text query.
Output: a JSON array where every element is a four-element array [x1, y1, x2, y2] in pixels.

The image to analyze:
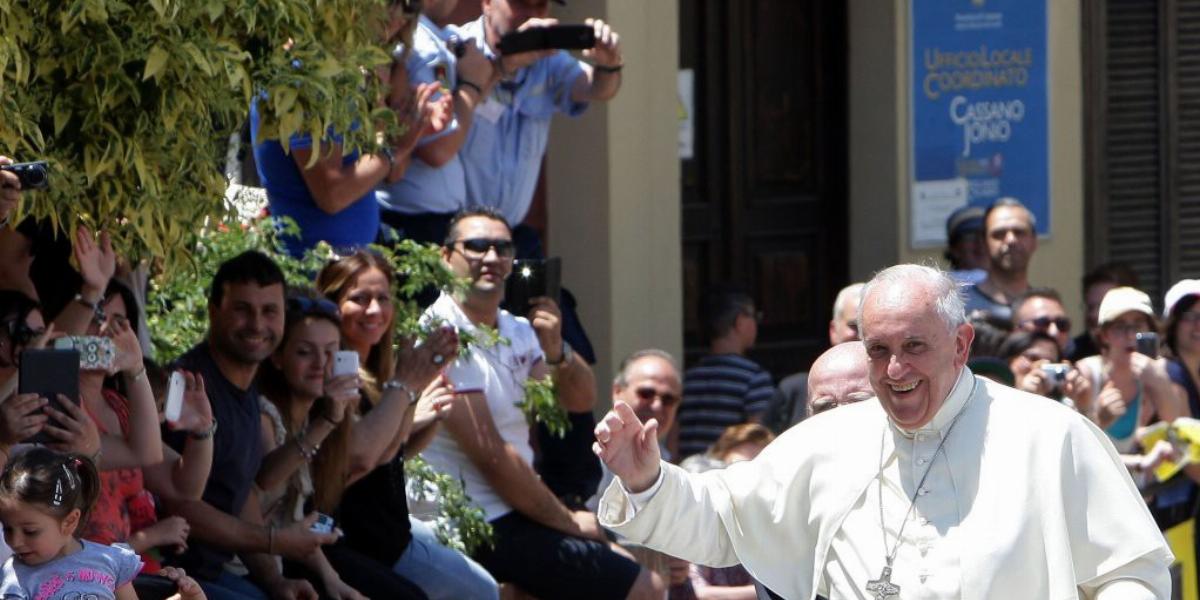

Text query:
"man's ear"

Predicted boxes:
[[955, 322, 975, 367]]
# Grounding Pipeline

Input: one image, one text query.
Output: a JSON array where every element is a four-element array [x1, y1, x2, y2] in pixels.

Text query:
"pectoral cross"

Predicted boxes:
[[866, 565, 901, 600]]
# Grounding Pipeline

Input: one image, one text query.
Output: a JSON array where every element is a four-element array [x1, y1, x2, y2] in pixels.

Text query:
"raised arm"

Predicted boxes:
[[569, 18, 623, 104]]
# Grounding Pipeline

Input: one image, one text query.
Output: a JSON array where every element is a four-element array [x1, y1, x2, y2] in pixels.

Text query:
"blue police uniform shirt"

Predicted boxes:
[[376, 15, 467, 217], [250, 99, 379, 256], [457, 16, 589, 226]]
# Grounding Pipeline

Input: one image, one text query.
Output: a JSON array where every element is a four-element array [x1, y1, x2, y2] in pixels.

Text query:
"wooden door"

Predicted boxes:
[[680, 0, 848, 378]]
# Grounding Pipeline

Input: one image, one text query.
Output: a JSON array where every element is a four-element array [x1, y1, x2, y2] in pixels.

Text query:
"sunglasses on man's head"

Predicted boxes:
[[449, 238, 517, 259], [287, 296, 341, 320], [634, 386, 680, 407], [1021, 316, 1071, 333]]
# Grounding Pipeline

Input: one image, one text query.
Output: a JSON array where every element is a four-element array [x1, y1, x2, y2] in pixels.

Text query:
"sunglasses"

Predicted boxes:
[[287, 296, 341, 320], [394, 0, 422, 15], [450, 238, 517, 259], [634, 387, 680, 407], [3, 319, 44, 347], [1020, 316, 1071, 333]]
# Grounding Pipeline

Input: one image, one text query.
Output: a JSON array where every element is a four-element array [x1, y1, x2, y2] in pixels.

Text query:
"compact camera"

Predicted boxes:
[[0, 161, 49, 190], [1041, 363, 1069, 392]]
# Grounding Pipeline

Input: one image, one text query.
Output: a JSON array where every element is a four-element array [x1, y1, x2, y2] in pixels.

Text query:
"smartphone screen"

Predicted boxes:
[[18, 348, 81, 444]]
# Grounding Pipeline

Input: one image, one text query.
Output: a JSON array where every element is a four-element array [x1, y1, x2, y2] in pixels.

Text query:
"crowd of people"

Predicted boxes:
[[0, 0, 1191, 598]]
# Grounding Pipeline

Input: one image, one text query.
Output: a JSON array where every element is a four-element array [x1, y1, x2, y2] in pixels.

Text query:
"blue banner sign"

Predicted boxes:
[[910, 0, 1049, 246]]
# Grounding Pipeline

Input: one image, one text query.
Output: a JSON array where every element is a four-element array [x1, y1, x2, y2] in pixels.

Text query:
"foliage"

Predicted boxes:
[[0, 0, 399, 268], [520, 375, 571, 438], [405, 456, 493, 554], [145, 217, 456, 364]]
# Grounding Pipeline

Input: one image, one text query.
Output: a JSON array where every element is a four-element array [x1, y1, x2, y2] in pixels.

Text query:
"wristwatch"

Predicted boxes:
[[383, 379, 418, 405], [546, 341, 573, 367], [189, 419, 218, 441]]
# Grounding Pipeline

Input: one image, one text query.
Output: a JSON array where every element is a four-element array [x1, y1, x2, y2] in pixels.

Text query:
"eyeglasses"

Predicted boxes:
[[287, 296, 341, 320], [634, 387, 680, 407], [449, 238, 516, 259], [1106, 321, 1148, 336], [810, 391, 874, 415], [394, 0, 422, 15], [3, 319, 44, 347], [1020, 316, 1071, 333]]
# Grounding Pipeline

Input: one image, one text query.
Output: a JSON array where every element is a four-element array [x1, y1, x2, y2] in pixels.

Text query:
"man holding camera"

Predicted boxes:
[[457, 0, 623, 230], [419, 209, 663, 599]]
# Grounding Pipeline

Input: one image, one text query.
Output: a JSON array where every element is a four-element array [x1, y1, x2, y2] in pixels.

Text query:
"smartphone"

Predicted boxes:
[[311, 513, 335, 534], [131, 574, 179, 600], [333, 350, 359, 377], [1136, 332, 1160, 358], [502, 257, 562, 317], [53, 336, 115, 371], [18, 348, 80, 444], [164, 371, 185, 422], [497, 24, 596, 55]]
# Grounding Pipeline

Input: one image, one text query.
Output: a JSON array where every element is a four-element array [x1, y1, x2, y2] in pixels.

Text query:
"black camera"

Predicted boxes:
[[0, 161, 49, 190]]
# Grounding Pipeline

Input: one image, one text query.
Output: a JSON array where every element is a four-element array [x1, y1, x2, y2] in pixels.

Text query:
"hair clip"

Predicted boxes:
[[51, 478, 63, 507]]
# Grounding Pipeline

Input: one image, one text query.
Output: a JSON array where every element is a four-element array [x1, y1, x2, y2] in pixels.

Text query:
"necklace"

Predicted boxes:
[[866, 379, 976, 600]]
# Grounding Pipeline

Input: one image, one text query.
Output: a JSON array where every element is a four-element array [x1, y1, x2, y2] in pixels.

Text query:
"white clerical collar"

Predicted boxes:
[[893, 366, 974, 437]]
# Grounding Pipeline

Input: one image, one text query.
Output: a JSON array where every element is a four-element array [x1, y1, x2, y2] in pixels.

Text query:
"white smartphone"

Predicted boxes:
[[333, 350, 359, 377], [164, 371, 185, 422]]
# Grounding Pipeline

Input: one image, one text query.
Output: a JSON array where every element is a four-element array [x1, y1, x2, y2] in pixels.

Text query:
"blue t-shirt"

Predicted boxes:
[[249, 100, 379, 256], [456, 16, 588, 225], [0, 540, 142, 600], [376, 16, 467, 217]]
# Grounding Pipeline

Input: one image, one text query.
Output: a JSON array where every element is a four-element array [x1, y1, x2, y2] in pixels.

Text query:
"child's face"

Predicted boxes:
[[0, 501, 77, 565]]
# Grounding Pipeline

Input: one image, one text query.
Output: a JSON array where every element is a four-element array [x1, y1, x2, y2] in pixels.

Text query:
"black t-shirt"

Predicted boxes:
[[336, 395, 412, 565], [163, 342, 265, 580]]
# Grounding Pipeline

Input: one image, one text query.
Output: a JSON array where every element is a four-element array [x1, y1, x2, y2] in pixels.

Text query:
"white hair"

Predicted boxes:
[[831, 283, 866, 322], [857, 264, 966, 337]]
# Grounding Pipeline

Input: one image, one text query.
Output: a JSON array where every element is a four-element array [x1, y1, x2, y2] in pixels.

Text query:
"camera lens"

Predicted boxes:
[[21, 165, 47, 189]]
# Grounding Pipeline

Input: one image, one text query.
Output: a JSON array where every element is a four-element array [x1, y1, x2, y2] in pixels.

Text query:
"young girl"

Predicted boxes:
[[0, 447, 140, 599], [0, 448, 206, 600]]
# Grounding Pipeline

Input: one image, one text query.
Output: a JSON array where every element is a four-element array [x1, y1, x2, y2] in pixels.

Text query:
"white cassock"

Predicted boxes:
[[599, 367, 1173, 599]]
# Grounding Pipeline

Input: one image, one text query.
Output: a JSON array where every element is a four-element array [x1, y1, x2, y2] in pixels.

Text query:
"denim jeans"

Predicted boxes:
[[197, 570, 269, 600], [394, 517, 499, 600]]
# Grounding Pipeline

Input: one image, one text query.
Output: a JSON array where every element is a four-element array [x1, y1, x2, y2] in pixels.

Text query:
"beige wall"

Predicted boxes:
[[849, 0, 1086, 325], [545, 1, 683, 408]]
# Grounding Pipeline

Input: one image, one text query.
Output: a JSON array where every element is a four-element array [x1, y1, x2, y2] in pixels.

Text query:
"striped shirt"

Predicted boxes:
[[676, 354, 775, 458]]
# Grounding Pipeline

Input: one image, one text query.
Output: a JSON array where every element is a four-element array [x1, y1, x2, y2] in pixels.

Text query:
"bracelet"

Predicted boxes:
[[189, 419, 218, 441], [267, 524, 276, 555], [457, 79, 483, 97], [382, 379, 418, 405], [124, 367, 147, 382], [320, 413, 343, 427], [73, 293, 105, 323], [293, 434, 320, 461], [380, 146, 396, 171], [593, 63, 623, 74]]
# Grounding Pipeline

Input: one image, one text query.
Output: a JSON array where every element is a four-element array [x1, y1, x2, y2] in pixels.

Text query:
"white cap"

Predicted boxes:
[[1098, 287, 1154, 327], [1164, 279, 1200, 318]]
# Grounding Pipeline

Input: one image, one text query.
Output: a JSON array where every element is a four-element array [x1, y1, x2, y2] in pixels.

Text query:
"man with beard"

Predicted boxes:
[[595, 264, 1171, 599], [964, 198, 1038, 323], [163, 251, 338, 600]]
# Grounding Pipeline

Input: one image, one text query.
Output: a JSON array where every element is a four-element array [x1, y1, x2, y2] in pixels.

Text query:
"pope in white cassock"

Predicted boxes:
[[594, 264, 1173, 599]]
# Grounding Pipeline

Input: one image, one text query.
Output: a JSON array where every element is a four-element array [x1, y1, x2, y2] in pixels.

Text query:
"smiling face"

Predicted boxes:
[[861, 282, 973, 430], [337, 267, 394, 352], [442, 215, 514, 301], [273, 317, 341, 401], [208, 282, 284, 365], [0, 500, 77, 566], [1100, 310, 1153, 356]]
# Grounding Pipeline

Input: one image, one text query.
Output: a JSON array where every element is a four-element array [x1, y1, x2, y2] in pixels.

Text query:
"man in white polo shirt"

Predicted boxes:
[[420, 208, 664, 599]]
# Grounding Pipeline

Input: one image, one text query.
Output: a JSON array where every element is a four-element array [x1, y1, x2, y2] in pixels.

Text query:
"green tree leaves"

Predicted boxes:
[[0, 0, 398, 267]]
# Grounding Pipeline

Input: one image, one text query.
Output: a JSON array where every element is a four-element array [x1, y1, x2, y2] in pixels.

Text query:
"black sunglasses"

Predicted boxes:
[[1021, 316, 1071, 333], [396, 0, 422, 15], [3, 319, 44, 347], [635, 387, 680, 407], [449, 238, 517, 259], [287, 296, 341, 320]]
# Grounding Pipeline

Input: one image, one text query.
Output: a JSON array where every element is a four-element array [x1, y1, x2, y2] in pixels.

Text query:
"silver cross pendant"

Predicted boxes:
[[866, 565, 901, 600]]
